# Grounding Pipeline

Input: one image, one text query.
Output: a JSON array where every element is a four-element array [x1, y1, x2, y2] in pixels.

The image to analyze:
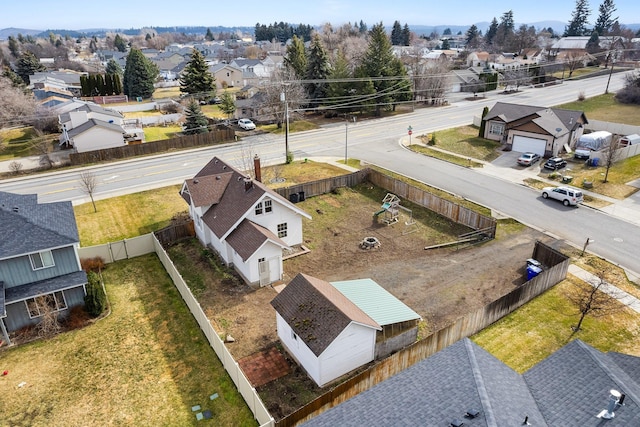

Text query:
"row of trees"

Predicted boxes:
[[79, 73, 123, 97], [254, 22, 314, 43]]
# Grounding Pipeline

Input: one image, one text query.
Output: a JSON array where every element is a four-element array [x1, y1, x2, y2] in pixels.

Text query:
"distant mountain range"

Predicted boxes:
[[1, 21, 639, 41]]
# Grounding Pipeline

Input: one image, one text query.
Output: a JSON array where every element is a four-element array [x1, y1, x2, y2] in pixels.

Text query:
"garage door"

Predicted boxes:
[[512, 135, 546, 156]]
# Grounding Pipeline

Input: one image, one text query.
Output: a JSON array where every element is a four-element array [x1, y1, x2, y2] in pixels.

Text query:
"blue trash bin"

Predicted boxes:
[[592, 158, 599, 166], [527, 265, 542, 280]]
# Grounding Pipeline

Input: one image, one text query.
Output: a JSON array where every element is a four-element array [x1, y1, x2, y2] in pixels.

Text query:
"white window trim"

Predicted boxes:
[[277, 223, 288, 238], [25, 291, 68, 319], [489, 122, 504, 135], [264, 199, 273, 213], [29, 250, 55, 270], [255, 202, 263, 215]]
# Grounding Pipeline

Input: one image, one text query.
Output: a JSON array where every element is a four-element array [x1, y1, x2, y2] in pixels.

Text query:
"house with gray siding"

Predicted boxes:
[[0, 191, 87, 345]]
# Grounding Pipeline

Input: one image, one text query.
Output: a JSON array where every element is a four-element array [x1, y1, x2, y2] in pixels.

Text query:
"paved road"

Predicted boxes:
[[1, 71, 637, 276]]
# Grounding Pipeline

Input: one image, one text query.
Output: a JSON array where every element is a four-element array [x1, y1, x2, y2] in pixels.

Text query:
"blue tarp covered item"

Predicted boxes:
[[592, 158, 599, 166], [527, 265, 542, 281]]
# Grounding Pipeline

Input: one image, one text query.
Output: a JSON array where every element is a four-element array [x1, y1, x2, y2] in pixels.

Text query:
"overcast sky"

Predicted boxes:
[[2, 0, 639, 30]]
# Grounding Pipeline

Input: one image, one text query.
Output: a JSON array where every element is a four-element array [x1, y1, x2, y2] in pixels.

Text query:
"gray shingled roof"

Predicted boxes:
[[271, 273, 380, 357], [4, 270, 87, 303], [485, 102, 587, 131], [66, 118, 125, 138], [0, 191, 79, 259], [302, 338, 640, 427]]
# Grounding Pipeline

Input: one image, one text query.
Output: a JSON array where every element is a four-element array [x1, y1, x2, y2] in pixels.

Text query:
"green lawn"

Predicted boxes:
[[472, 278, 640, 373], [415, 125, 501, 162], [143, 125, 183, 142], [0, 255, 256, 427], [0, 127, 51, 161], [557, 93, 640, 126], [74, 185, 187, 246]]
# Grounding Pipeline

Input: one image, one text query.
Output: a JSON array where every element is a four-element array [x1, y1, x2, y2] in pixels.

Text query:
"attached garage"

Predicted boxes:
[[512, 135, 546, 156]]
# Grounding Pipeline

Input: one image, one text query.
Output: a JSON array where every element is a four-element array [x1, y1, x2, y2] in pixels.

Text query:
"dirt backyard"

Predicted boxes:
[[171, 183, 557, 361]]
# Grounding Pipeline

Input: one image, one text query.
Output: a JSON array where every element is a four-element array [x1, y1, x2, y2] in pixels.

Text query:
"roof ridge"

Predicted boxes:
[[464, 338, 499, 427], [577, 340, 640, 406]]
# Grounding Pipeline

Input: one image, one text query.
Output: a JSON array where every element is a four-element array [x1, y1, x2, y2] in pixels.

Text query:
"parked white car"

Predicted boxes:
[[238, 118, 256, 130], [541, 186, 583, 206]]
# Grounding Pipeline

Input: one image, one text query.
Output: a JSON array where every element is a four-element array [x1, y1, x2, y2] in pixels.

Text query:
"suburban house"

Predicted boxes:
[[0, 191, 87, 346], [302, 338, 640, 426], [483, 102, 588, 157], [57, 100, 143, 152], [271, 273, 421, 387], [210, 63, 244, 89], [180, 156, 311, 286]]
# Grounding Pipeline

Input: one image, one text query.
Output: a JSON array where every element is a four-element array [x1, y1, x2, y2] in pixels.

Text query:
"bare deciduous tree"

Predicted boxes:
[[31, 134, 54, 169], [602, 135, 623, 183], [567, 270, 623, 332], [9, 160, 23, 175], [414, 59, 451, 105], [79, 171, 98, 212], [34, 295, 62, 338], [502, 67, 532, 92]]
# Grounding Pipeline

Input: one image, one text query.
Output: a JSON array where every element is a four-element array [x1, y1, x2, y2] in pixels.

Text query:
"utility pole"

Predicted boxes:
[[281, 89, 290, 163]]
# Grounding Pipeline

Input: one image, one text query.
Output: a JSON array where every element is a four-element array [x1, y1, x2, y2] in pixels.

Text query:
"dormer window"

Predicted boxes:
[[264, 199, 272, 213], [255, 202, 263, 215], [255, 199, 272, 215]]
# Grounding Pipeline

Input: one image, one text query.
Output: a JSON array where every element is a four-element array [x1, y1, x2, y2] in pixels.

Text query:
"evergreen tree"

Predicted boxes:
[[564, 0, 591, 36], [218, 92, 236, 119], [114, 34, 127, 52], [112, 73, 123, 95], [359, 20, 368, 34], [326, 51, 356, 112], [205, 28, 215, 41], [391, 21, 403, 45], [180, 48, 216, 102], [15, 51, 46, 85], [465, 24, 481, 48], [594, 0, 617, 36], [8, 36, 20, 57], [586, 31, 601, 54], [441, 39, 450, 50], [183, 99, 209, 134], [84, 271, 107, 317], [95, 74, 105, 95], [105, 73, 114, 95], [402, 24, 411, 46], [284, 35, 307, 78], [496, 10, 516, 48], [105, 58, 123, 76], [357, 23, 411, 116], [443, 28, 452, 35], [123, 47, 158, 99], [305, 34, 331, 105], [485, 18, 499, 46]]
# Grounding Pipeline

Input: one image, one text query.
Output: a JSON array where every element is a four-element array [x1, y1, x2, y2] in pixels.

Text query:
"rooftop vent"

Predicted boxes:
[[597, 389, 622, 420], [193, 179, 199, 184], [465, 409, 480, 419], [12, 206, 19, 212], [215, 176, 221, 180]]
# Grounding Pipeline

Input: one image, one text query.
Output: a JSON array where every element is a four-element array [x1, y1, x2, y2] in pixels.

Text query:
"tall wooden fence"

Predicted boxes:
[[274, 168, 496, 238], [154, 221, 195, 247], [69, 129, 235, 165], [276, 241, 568, 427]]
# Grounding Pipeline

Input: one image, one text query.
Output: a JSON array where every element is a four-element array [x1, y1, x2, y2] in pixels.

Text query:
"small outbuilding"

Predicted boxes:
[[271, 273, 421, 387]]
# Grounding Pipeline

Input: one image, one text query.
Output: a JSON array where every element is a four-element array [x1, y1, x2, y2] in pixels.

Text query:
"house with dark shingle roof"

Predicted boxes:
[[271, 274, 421, 387], [0, 191, 87, 345], [302, 338, 640, 426], [180, 157, 310, 287], [483, 102, 588, 157]]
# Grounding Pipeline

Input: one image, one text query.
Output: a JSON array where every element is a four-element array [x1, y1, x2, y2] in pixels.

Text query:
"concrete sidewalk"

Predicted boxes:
[[568, 264, 640, 314]]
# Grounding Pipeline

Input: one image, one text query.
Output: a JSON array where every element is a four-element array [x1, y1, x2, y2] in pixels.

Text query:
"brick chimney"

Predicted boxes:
[[254, 154, 262, 183]]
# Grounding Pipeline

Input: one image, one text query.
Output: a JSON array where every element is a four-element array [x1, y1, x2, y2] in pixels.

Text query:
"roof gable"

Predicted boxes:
[[271, 273, 380, 357], [225, 219, 288, 261], [0, 191, 79, 259]]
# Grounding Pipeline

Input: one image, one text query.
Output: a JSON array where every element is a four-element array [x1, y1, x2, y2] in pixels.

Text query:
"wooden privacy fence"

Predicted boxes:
[[154, 221, 195, 247], [275, 168, 496, 238], [69, 129, 235, 165], [277, 241, 568, 427]]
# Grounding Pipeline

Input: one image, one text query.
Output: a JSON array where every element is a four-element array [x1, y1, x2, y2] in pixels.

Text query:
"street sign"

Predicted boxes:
[[408, 130, 412, 135]]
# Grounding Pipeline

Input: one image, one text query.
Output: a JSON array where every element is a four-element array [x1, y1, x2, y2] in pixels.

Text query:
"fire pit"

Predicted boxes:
[[360, 236, 381, 250]]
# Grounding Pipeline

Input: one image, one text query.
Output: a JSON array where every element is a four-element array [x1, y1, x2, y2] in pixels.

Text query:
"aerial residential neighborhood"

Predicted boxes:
[[1, 1, 640, 425]]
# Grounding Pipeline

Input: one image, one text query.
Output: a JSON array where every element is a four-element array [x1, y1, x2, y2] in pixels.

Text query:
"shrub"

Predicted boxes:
[[81, 256, 106, 273], [84, 271, 107, 317], [577, 91, 586, 101], [9, 161, 23, 175], [428, 132, 437, 146]]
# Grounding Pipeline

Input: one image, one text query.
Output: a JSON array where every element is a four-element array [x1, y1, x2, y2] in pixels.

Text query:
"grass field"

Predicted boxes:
[[74, 185, 187, 246], [557, 93, 640, 126], [143, 125, 183, 142], [0, 127, 50, 161], [0, 255, 257, 427], [413, 125, 501, 164], [472, 277, 640, 373]]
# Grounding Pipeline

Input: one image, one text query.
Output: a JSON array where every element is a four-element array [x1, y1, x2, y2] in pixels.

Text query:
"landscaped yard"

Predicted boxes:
[[411, 125, 501, 165], [0, 255, 256, 427], [0, 127, 56, 161], [557, 93, 640, 126]]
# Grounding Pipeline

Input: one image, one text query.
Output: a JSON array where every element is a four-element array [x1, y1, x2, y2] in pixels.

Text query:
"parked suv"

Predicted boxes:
[[541, 186, 583, 206], [543, 157, 567, 170], [517, 152, 541, 166]]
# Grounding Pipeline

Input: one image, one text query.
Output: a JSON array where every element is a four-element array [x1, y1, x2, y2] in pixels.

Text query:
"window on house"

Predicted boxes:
[[25, 291, 67, 318], [264, 199, 272, 213], [489, 123, 504, 135], [255, 202, 263, 215], [277, 223, 288, 238], [29, 250, 55, 270]]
